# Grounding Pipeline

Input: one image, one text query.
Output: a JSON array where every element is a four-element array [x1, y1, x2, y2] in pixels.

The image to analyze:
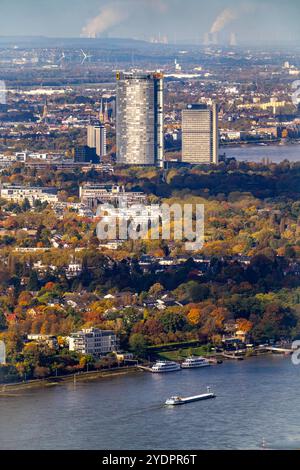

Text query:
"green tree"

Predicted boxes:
[[0, 310, 7, 331], [27, 271, 39, 291], [159, 311, 187, 334], [21, 198, 31, 212], [129, 333, 147, 358], [3, 327, 24, 360]]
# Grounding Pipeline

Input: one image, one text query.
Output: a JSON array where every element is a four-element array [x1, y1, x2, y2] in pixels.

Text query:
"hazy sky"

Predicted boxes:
[[0, 0, 299, 44]]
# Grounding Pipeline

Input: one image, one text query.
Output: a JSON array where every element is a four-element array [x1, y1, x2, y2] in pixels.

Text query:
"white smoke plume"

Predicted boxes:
[[81, 2, 128, 38], [210, 8, 238, 34], [81, 0, 168, 38], [210, 3, 255, 35]]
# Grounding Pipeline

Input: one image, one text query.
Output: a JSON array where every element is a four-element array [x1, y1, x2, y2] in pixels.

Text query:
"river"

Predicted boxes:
[[0, 356, 299, 450], [222, 143, 300, 162]]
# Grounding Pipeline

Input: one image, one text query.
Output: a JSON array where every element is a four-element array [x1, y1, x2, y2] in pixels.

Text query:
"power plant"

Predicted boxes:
[[203, 32, 219, 46], [229, 32, 237, 47], [203, 31, 237, 47], [203, 7, 242, 47]]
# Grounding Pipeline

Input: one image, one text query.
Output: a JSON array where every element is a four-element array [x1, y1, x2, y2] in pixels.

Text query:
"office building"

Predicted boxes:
[[87, 125, 107, 159], [116, 72, 164, 167], [87, 125, 96, 149], [74, 145, 99, 164], [0, 185, 58, 205], [69, 328, 118, 357], [95, 125, 107, 158], [98, 204, 162, 241], [182, 103, 219, 164], [80, 184, 146, 209]]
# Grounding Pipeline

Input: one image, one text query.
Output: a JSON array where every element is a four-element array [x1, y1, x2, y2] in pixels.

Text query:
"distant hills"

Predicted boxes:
[[0, 36, 156, 50]]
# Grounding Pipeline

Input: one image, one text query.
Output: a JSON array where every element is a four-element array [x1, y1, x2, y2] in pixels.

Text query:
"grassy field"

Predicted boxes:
[[156, 346, 210, 361]]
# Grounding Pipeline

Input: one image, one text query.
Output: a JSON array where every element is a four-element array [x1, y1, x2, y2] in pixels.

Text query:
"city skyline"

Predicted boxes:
[[0, 0, 299, 45]]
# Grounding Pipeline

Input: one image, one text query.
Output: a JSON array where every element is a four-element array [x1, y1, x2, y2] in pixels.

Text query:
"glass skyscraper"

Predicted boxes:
[[182, 103, 219, 165], [116, 72, 164, 167]]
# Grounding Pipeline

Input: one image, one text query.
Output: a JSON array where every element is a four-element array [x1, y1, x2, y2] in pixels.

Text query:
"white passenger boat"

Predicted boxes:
[[151, 360, 181, 373], [181, 356, 210, 369], [165, 387, 216, 406]]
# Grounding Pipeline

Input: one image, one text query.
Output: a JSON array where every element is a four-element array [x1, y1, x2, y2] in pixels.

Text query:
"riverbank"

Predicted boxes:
[[220, 139, 300, 147], [0, 345, 292, 396], [0, 366, 141, 395]]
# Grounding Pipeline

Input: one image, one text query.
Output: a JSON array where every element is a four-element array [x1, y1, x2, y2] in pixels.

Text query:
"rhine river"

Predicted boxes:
[[1, 356, 300, 450], [223, 143, 300, 162]]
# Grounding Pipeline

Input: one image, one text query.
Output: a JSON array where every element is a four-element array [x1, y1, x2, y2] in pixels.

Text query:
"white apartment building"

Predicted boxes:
[[98, 205, 161, 237], [80, 184, 146, 209], [69, 328, 118, 357], [27, 334, 58, 349], [0, 185, 58, 205]]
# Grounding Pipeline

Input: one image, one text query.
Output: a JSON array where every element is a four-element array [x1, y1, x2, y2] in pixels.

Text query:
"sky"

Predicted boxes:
[[0, 0, 299, 44]]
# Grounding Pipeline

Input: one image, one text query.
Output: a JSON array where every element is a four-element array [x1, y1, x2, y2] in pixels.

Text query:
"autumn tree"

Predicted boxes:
[[236, 319, 253, 334]]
